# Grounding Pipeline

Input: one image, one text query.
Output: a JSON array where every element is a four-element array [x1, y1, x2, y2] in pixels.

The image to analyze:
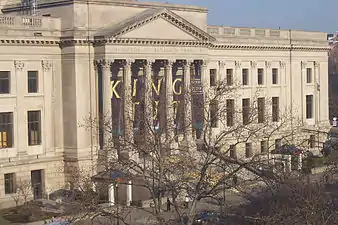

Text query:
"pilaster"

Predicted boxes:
[[166, 59, 175, 141], [184, 60, 193, 143], [123, 59, 134, 145], [41, 60, 54, 155], [14, 60, 27, 158]]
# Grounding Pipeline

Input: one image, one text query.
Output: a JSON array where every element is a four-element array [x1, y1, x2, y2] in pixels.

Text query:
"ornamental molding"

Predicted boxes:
[[14, 60, 24, 71], [219, 61, 226, 68], [314, 61, 320, 68], [235, 61, 241, 69], [279, 60, 286, 68], [41, 60, 52, 72], [265, 61, 271, 68], [250, 61, 257, 68]]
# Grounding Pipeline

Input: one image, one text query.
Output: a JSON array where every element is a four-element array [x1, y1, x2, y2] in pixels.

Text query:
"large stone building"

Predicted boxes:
[[0, 0, 330, 206]]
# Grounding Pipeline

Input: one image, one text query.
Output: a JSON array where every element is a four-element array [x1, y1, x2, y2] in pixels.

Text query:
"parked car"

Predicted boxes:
[[179, 211, 220, 225]]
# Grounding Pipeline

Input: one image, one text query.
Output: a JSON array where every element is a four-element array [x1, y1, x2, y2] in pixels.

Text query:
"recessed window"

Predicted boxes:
[[257, 68, 264, 85], [28, 71, 38, 93], [258, 97, 265, 123], [4, 173, 16, 194], [242, 68, 248, 85], [226, 69, 233, 85], [272, 97, 279, 122], [245, 143, 253, 158], [306, 95, 313, 119], [272, 68, 278, 84], [242, 98, 250, 125], [229, 145, 237, 159], [0, 112, 13, 148], [210, 100, 218, 128], [275, 139, 281, 149], [306, 68, 312, 83], [0, 71, 10, 94], [210, 69, 217, 87], [28, 110, 41, 146], [226, 99, 234, 127], [260, 140, 268, 153]]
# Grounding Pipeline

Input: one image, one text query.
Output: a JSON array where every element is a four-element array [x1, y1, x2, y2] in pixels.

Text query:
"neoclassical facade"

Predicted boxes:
[[0, 0, 330, 207]]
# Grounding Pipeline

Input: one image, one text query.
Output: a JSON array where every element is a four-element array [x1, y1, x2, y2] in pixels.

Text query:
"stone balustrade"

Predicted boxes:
[[0, 15, 60, 30], [207, 26, 327, 41]]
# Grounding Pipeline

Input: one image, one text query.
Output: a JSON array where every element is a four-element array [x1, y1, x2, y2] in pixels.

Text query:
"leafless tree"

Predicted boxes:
[[68, 74, 306, 225], [10, 180, 33, 206]]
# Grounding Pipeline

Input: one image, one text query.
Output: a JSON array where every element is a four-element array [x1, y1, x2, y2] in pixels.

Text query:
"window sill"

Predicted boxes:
[[0, 94, 16, 98], [271, 84, 281, 87], [24, 93, 43, 97]]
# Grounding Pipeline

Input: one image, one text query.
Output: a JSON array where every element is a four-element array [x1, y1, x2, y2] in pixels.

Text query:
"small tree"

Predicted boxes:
[[11, 180, 32, 206]]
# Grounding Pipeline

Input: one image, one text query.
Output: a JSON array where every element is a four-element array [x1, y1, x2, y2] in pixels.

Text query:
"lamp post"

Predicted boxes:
[[114, 177, 121, 225]]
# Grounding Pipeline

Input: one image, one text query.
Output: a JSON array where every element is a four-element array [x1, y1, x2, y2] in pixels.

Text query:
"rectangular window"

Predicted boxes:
[[229, 145, 237, 159], [0, 71, 10, 94], [28, 110, 41, 146], [210, 100, 218, 128], [275, 139, 281, 149], [260, 140, 267, 153], [226, 69, 233, 86], [28, 71, 38, 93], [242, 68, 248, 85], [258, 97, 265, 123], [272, 68, 278, 84], [257, 68, 264, 85], [245, 143, 253, 158], [306, 68, 312, 83], [226, 99, 235, 127], [210, 69, 217, 87], [4, 173, 16, 194], [272, 97, 279, 122], [306, 95, 313, 119], [0, 112, 13, 148], [242, 98, 250, 125], [309, 135, 316, 148]]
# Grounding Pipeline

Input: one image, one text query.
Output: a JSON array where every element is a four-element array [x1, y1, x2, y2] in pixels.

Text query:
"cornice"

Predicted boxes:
[[0, 39, 59, 46]]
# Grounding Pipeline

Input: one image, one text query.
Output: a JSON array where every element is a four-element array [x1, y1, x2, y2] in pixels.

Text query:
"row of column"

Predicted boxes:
[[96, 59, 209, 147]]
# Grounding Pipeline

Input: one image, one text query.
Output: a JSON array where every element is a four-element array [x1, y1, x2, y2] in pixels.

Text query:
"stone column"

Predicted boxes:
[[123, 59, 134, 145], [145, 59, 155, 129], [314, 62, 320, 124], [184, 60, 193, 143], [201, 60, 209, 126], [127, 180, 132, 206], [42, 60, 54, 155], [298, 153, 302, 171], [219, 61, 225, 84], [166, 59, 175, 141], [102, 60, 113, 120], [14, 60, 27, 158], [108, 183, 115, 206]]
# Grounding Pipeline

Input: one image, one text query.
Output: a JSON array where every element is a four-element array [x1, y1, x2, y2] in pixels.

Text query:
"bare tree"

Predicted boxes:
[[69, 73, 306, 225], [11, 180, 33, 206]]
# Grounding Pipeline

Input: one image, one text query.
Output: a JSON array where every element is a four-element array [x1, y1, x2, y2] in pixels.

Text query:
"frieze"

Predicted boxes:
[[107, 46, 207, 54]]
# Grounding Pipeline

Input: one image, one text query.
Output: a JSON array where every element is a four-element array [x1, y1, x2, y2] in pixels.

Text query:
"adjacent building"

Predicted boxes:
[[0, 0, 330, 207]]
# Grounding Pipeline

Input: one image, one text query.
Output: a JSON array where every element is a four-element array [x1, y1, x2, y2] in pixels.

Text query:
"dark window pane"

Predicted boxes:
[[28, 111, 41, 146], [272, 68, 278, 84], [258, 98, 265, 123], [0, 71, 10, 94], [245, 143, 252, 158], [28, 71, 38, 93], [210, 69, 216, 87], [257, 68, 264, 85], [0, 112, 13, 148], [306, 95, 313, 119], [242, 98, 250, 125], [230, 145, 237, 159], [210, 100, 218, 128], [4, 173, 16, 194], [242, 69, 248, 85], [226, 99, 234, 127], [272, 97, 279, 122], [226, 69, 233, 85], [306, 68, 312, 83], [261, 140, 267, 153]]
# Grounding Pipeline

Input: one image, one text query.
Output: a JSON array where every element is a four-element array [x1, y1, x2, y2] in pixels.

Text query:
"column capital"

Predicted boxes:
[[301, 61, 307, 69], [41, 60, 52, 72], [124, 59, 135, 68], [166, 59, 176, 67], [314, 61, 320, 68], [99, 59, 114, 69], [146, 58, 156, 65], [201, 60, 209, 68], [235, 61, 241, 69], [219, 60, 226, 68], [265, 61, 271, 68], [184, 59, 193, 69], [279, 60, 286, 68], [250, 61, 257, 68], [14, 60, 24, 71]]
